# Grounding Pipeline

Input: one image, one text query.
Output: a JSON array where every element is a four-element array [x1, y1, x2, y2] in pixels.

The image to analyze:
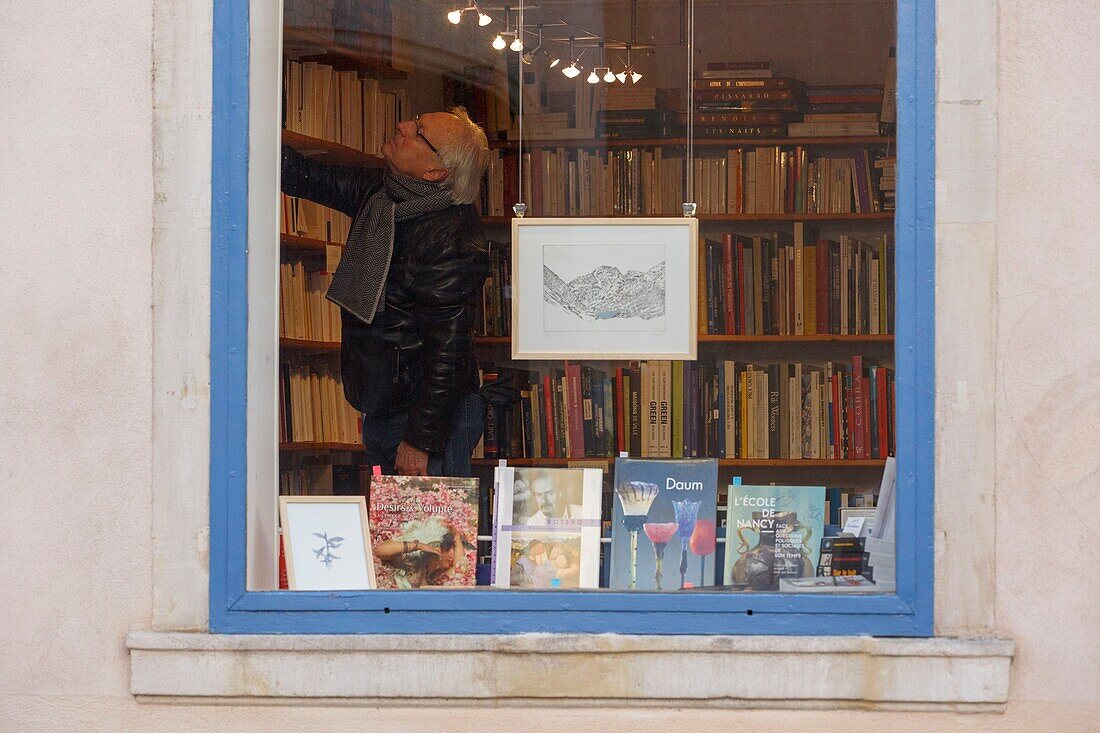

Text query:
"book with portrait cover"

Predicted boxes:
[[491, 466, 603, 588], [367, 475, 479, 589], [724, 483, 826, 590], [609, 458, 720, 590]]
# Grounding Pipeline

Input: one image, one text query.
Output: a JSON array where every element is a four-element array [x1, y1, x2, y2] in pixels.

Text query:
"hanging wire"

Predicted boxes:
[[683, 0, 696, 217], [513, 1, 527, 218]]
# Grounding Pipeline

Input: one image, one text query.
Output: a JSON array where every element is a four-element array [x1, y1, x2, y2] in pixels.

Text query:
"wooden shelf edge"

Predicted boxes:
[[280, 337, 341, 352], [475, 335, 893, 346], [488, 136, 895, 150], [281, 234, 341, 253], [481, 213, 893, 224], [283, 27, 407, 79], [280, 442, 362, 452], [472, 458, 886, 467], [282, 130, 385, 169]]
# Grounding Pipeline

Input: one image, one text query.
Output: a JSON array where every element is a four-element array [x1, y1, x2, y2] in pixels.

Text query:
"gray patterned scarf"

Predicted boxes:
[[326, 170, 454, 324]]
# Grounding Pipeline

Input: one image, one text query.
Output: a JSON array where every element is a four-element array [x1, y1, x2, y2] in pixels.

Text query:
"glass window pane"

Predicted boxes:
[[269, 0, 899, 600]]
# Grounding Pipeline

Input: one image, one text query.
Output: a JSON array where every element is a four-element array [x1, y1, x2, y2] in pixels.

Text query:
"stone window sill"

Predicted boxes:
[[128, 632, 1013, 711]]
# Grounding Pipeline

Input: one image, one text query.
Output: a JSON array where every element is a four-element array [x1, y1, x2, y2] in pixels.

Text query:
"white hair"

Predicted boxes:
[[437, 106, 490, 205]]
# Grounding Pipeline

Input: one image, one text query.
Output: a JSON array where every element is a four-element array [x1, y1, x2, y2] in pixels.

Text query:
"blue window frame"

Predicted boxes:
[[210, 0, 935, 635]]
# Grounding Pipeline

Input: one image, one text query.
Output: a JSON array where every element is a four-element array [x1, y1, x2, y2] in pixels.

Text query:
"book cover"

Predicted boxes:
[[368, 475, 479, 589], [609, 458, 720, 590], [724, 484, 826, 590], [491, 466, 603, 589]]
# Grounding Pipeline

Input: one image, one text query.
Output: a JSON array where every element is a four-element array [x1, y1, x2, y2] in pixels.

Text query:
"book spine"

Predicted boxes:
[[553, 370, 568, 459], [565, 363, 585, 459], [696, 111, 787, 125], [767, 363, 781, 459], [592, 373, 606, 457], [705, 240, 719, 334], [852, 356, 866, 459], [629, 364, 642, 457], [760, 237, 774, 334], [694, 77, 798, 90], [876, 367, 889, 459], [815, 240, 831, 336], [580, 366, 596, 457], [735, 237, 747, 335], [658, 361, 671, 457], [520, 389, 534, 458], [696, 88, 800, 102], [722, 234, 736, 334], [695, 125, 788, 137], [672, 361, 684, 459], [614, 368, 626, 455]]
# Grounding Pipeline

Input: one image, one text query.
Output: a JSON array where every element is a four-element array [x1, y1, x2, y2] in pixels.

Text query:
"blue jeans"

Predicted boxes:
[[361, 393, 486, 478]]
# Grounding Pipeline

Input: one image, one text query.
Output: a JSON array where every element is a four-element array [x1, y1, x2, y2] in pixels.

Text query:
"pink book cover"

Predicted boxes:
[[368, 475, 479, 589]]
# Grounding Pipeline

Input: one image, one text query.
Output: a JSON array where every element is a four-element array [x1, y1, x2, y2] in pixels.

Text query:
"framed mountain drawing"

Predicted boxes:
[[511, 218, 698, 360]]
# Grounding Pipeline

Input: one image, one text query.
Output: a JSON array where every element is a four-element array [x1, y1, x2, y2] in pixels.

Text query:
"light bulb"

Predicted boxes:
[[615, 70, 627, 83], [603, 69, 616, 83], [510, 37, 523, 52], [562, 63, 580, 78], [631, 70, 643, 83], [447, 9, 462, 24], [587, 70, 599, 84], [492, 34, 506, 50], [478, 12, 492, 25], [549, 57, 561, 68]]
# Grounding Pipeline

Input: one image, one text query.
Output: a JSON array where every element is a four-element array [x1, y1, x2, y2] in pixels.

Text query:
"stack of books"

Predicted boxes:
[[789, 85, 885, 137], [693, 61, 805, 138]]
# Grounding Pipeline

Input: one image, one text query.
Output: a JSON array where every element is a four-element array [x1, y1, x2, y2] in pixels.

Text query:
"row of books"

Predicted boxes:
[[279, 361, 361, 444], [475, 241, 511, 337], [279, 261, 342, 342], [702, 228, 895, 336], [479, 146, 891, 218], [284, 461, 889, 593], [878, 156, 897, 211], [281, 193, 351, 243], [280, 462, 364, 497], [478, 356, 894, 462], [282, 59, 406, 155]]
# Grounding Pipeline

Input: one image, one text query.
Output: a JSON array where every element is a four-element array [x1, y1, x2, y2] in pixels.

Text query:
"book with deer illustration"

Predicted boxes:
[[724, 483, 826, 590], [609, 458, 720, 590], [490, 466, 603, 589], [367, 475, 479, 589]]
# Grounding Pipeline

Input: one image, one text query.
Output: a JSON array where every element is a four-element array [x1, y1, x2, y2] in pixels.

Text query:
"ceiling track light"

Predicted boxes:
[[447, 2, 491, 26]]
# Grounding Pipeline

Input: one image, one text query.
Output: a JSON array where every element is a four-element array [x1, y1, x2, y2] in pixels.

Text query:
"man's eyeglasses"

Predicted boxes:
[[413, 114, 441, 156]]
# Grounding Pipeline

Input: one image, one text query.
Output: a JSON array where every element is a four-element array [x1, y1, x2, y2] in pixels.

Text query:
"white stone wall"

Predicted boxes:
[[1, 0, 1099, 730]]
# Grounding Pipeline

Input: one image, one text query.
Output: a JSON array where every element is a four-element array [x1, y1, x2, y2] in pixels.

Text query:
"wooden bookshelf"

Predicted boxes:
[[281, 337, 340, 353], [480, 212, 893, 225], [283, 26, 406, 79], [280, 441, 362, 452], [489, 136, 895, 151], [282, 130, 385, 169], [281, 234, 339, 258], [472, 458, 886, 468], [474, 335, 893, 346]]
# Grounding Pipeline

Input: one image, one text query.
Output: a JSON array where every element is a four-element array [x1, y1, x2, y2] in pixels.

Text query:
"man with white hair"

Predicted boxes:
[[281, 107, 492, 477]]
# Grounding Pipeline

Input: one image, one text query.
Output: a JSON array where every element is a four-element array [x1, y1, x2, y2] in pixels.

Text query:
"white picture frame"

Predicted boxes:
[[511, 217, 699, 360], [279, 496, 377, 590]]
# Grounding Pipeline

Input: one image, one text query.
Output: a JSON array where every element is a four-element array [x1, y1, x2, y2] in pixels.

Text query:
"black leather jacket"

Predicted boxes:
[[281, 145, 488, 453]]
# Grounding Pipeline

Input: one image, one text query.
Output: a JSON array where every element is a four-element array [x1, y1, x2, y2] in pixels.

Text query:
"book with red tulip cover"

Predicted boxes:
[[490, 466, 603, 589], [724, 484, 826, 591], [609, 459, 720, 590]]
